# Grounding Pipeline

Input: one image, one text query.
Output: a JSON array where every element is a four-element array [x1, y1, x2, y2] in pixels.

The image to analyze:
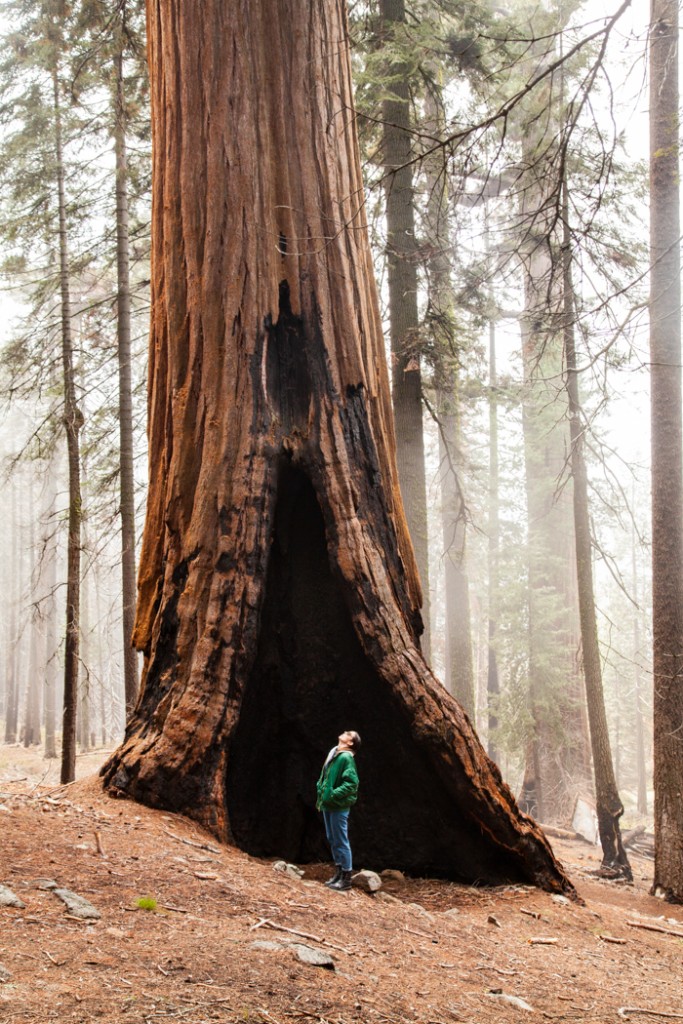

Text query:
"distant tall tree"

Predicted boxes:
[[51, 43, 83, 784], [649, 0, 683, 902], [486, 279, 500, 763], [378, 0, 432, 661], [562, 180, 631, 879], [423, 88, 474, 716]]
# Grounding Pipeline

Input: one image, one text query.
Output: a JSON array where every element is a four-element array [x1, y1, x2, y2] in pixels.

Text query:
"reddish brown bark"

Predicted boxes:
[[102, 0, 574, 893]]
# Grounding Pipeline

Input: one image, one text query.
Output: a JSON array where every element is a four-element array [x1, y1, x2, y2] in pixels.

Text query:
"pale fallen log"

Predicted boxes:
[[599, 934, 627, 944], [528, 937, 558, 945]]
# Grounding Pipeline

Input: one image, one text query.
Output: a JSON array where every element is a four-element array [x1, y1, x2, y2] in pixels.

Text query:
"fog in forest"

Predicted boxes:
[[0, 0, 677, 886]]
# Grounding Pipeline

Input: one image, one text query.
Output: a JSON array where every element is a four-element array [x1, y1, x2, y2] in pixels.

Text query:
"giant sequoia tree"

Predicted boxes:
[[102, 0, 573, 892]]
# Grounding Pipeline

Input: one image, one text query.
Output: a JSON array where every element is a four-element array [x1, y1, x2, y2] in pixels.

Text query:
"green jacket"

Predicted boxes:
[[316, 750, 359, 811]]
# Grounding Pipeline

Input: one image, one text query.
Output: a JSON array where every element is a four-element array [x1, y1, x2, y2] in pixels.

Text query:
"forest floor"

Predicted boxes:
[[1, 745, 682, 1024]]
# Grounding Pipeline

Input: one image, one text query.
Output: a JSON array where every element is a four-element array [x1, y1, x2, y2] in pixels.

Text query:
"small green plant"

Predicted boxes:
[[135, 896, 158, 912]]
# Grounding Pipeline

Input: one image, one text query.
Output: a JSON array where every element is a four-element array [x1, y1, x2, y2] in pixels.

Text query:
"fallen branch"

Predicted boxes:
[[598, 934, 627, 945], [538, 822, 580, 840], [162, 829, 221, 855], [404, 926, 436, 940], [618, 1010, 683, 1020], [251, 918, 352, 955], [528, 937, 558, 945], [626, 920, 683, 939], [475, 964, 517, 976], [94, 830, 106, 857], [252, 918, 325, 943]]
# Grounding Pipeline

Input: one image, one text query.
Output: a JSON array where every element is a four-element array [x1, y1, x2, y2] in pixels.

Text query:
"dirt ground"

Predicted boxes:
[[1, 745, 682, 1024]]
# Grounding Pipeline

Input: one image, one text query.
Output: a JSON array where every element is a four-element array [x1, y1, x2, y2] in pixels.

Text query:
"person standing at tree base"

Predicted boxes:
[[316, 731, 361, 891]]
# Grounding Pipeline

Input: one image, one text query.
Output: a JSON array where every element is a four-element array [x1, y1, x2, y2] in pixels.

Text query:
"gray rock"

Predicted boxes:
[[52, 888, 101, 920], [291, 943, 335, 969], [34, 879, 58, 891], [442, 907, 461, 919], [487, 990, 534, 1012], [0, 964, 11, 983], [352, 870, 382, 893], [251, 940, 285, 952], [375, 891, 403, 905], [0, 885, 25, 909], [272, 860, 304, 880], [406, 901, 435, 922]]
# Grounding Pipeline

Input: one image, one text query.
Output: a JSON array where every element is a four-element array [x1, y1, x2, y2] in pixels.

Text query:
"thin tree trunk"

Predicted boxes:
[[114, 39, 139, 715], [423, 89, 473, 714], [562, 182, 631, 879], [486, 218, 500, 763], [379, 0, 431, 662], [102, 0, 573, 894], [632, 523, 647, 815], [44, 492, 58, 760], [53, 66, 83, 785], [5, 483, 19, 744], [649, 0, 683, 902]]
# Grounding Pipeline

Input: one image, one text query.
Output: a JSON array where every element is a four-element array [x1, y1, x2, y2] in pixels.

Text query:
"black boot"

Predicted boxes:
[[325, 865, 342, 887], [329, 869, 353, 892]]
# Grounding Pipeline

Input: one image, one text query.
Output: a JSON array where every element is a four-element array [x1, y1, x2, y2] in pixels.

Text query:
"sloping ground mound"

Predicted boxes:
[[1, 759, 682, 1024]]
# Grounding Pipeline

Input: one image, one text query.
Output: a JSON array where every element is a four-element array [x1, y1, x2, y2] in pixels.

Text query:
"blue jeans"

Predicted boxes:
[[322, 809, 352, 871]]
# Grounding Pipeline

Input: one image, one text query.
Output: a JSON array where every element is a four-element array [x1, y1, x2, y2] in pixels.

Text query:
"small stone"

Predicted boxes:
[[0, 805, 10, 814], [0, 964, 11, 983], [52, 889, 101, 920], [105, 927, 127, 939], [375, 892, 403, 905], [352, 870, 382, 893], [487, 914, 501, 927], [380, 869, 405, 883], [272, 861, 304, 880], [0, 885, 25, 909], [251, 940, 285, 952], [442, 908, 460, 919], [34, 879, 59, 891], [406, 902, 435, 922], [551, 894, 571, 906], [487, 990, 533, 1012], [291, 943, 335, 969]]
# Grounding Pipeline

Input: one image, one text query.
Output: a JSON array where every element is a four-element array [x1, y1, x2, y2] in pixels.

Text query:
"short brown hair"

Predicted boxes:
[[347, 731, 361, 752]]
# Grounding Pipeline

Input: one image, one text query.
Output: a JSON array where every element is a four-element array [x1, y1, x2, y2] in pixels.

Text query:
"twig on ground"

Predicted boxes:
[[475, 964, 517, 975], [599, 934, 627, 944], [404, 926, 436, 940], [95, 830, 107, 857], [251, 918, 322, 942], [42, 949, 67, 966], [618, 1010, 683, 1020], [162, 829, 221, 854], [626, 920, 683, 939]]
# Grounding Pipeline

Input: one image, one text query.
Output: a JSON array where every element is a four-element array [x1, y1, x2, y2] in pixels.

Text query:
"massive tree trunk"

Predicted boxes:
[[379, 0, 432, 662], [649, 0, 683, 903], [102, 0, 572, 892], [562, 185, 631, 879]]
